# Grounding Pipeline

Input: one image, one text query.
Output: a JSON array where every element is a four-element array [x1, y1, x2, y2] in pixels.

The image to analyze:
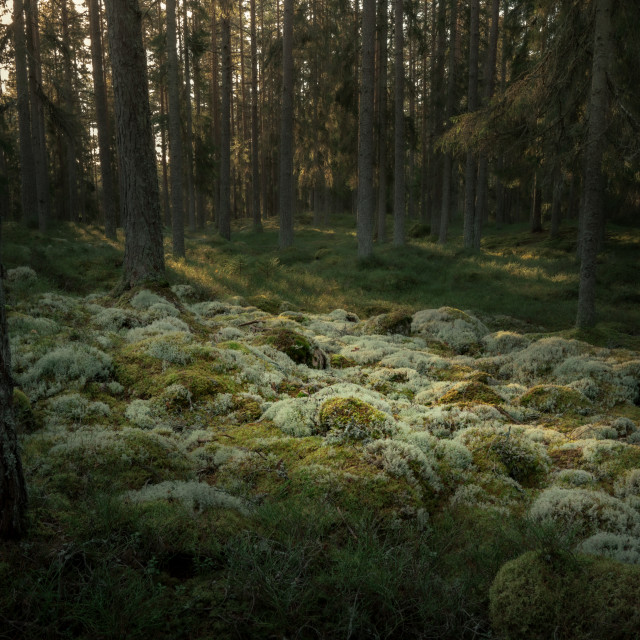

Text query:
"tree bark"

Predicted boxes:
[[166, 0, 186, 256], [462, 0, 479, 249], [182, 0, 197, 232], [25, 0, 49, 232], [576, 0, 612, 328], [550, 164, 563, 238], [104, 0, 165, 287], [376, 0, 387, 243], [278, 0, 294, 249], [392, 0, 405, 246], [250, 0, 262, 231], [530, 171, 543, 233], [357, 0, 376, 258], [89, 0, 118, 239], [438, 0, 458, 245], [219, 12, 232, 240], [12, 0, 38, 228]]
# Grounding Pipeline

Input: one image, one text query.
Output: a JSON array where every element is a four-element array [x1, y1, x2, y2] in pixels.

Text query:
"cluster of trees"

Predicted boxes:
[[1, 0, 639, 539]]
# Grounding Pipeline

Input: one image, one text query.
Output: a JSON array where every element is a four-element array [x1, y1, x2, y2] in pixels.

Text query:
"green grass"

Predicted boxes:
[[3, 216, 639, 347]]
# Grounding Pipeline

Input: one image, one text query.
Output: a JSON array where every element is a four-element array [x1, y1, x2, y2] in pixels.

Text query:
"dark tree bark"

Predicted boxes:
[[462, 0, 479, 249], [278, 0, 294, 249], [438, 0, 458, 245], [576, 0, 612, 328], [250, 0, 262, 231], [25, 0, 49, 232], [104, 0, 165, 287], [550, 164, 563, 238], [0, 222, 28, 540], [473, 0, 500, 250], [89, 0, 118, 239], [376, 0, 387, 242], [357, 0, 376, 258], [392, 0, 405, 246], [530, 171, 543, 233], [182, 0, 197, 232], [12, 0, 38, 228], [166, 0, 186, 256], [219, 12, 232, 240]]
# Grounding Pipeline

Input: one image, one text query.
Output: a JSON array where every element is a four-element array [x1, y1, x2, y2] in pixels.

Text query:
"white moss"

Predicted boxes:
[[434, 439, 474, 470], [529, 487, 640, 536], [614, 470, 640, 500], [146, 336, 194, 365], [130, 290, 171, 310], [147, 302, 180, 319], [449, 484, 510, 515], [107, 381, 125, 395], [379, 350, 449, 375], [31, 293, 79, 316], [124, 399, 156, 429], [126, 317, 191, 342], [123, 480, 249, 514], [208, 393, 234, 416], [581, 439, 628, 465], [8, 314, 59, 337], [163, 383, 192, 407], [554, 469, 597, 487], [612, 417, 637, 437], [171, 284, 196, 301], [188, 301, 230, 317], [365, 439, 441, 493], [261, 397, 316, 437], [578, 532, 640, 565], [93, 307, 142, 332], [338, 335, 404, 365], [411, 307, 489, 354], [522, 427, 565, 444], [6, 266, 37, 283], [214, 326, 247, 342], [481, 331, 529, 355]]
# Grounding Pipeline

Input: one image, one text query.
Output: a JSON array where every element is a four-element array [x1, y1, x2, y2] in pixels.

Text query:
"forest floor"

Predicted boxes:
[[1, 218, 640, 639]]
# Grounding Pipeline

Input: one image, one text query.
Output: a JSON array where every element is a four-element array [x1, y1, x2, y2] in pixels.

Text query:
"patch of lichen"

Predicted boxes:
[[232, 397, 262, 423], [13, 387, 41, 433], [437, 381, 503, 406], [163, 370, 232, 402], [430, 364, 475, 381], [316, 397, 393, 441], [518, 385, 593, 415], [258, 329, 315, 366], [489, 551, 640, 640]]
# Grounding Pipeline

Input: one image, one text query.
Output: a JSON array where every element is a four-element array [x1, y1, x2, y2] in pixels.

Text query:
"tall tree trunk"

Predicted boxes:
[[530, 171, 543, 232], [0, 234, 28, 539], [357, 0, 376, 258], [12, 0, 38, 228], [25, 0, 49, 232], [392, 0, 405, 246], [576, 0, 612, 328], [61, 0, 79, 223], [438, 0, 458, 245], [182, 0, 196, 232], [376, 0, 387, 242], [167, 0, 186, 256], [160, 87, 171, 227], [278, 0, 294, 249], [89, 0, 118, 239], [462, 0, 479, 249], [550, 163, 563, 238], [473, 0, 500, 250], [250, 0, 262, 231], [104, 0, 165, 287], [210, 0, 220, 225], [219, 12, 232, 240]]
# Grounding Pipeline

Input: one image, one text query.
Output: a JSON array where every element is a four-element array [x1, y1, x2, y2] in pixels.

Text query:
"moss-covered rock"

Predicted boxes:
[[519, 384, 593, 415], [436, 381, 504, 406], [330, 353, 357, 369], [316, 397, 395, 442], [411, 306, 488, 354], [12, 387, 39, 433], [261, 329, 327, 368], [362, 310, 413, 336], [490, 551, 640, 640]]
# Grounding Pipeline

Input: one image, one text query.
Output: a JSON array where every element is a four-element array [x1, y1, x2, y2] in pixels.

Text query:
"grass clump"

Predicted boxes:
[[489, 550, 640, 640]]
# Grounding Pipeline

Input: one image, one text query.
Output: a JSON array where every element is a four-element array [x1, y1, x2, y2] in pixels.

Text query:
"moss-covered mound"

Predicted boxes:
[[519, 384, 593, 414], [437, 381, 503, 406], [261, 329, 326, 368], [362, 310, 413, 336], [317, 397, 395, 442], [490, 551, 640, 640]]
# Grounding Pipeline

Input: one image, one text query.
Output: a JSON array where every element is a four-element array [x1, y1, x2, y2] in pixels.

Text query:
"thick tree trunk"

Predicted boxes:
[[376, 0, 387, 243], [473, 0, 500, 250], [438, 0, 458, 245], [104, 0, 165, 287], [219, 14, 232, 240], [89, 0, 118, 239], [576, 0, 612, 328], [25, 0, 49, 232], [250, 0, 262, 231], [166, 0, 186, 256], [182, 0, 197, 232], [0, 261, 28, 539], [12, 0, 38, 228], [357, 0, 376, 258], [160, 87, 171, 227], [550, 164, 563, 238], [278, 0, 294, 249], [530, 172, 543, 233], [462, 0, 479, 249], [392, 0, 404, 246]]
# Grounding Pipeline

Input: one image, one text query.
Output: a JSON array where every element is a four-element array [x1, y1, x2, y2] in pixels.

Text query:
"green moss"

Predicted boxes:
[[261, 329, 317, 366], [490, 551, 640, 640], [519, 385, 593, 414], [316, 397, 394, 442], [437, 381, 503, 406], [162, 370, 228, 401], [363, 310, 413, 336], [13, 387, 40, 433], [330, 354, 357, 369], [233, 397, 262, 423], [430, 363, 474, 381]]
